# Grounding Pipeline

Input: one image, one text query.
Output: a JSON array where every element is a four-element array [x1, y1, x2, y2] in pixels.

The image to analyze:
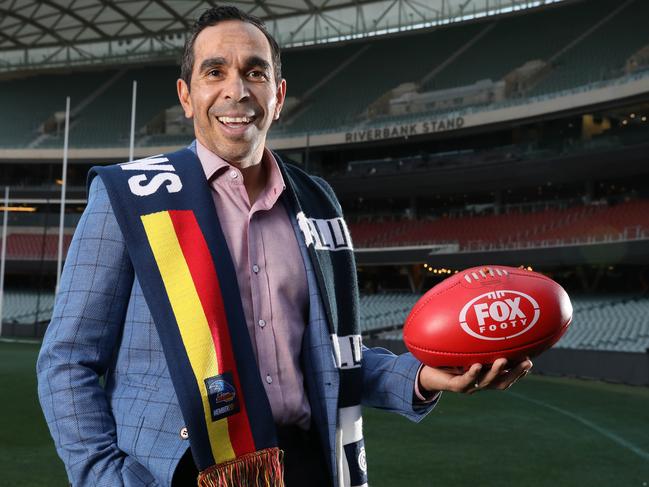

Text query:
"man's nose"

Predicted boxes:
[[223, 74, 249, 102]]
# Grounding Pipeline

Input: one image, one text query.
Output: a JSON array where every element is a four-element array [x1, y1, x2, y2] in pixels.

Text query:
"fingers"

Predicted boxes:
[[464, 358, 533, 394], [441, 358, 533, 394], [473, 358, 508, 389], [447, 363, 483, 393], [487, 359, 534, 391]]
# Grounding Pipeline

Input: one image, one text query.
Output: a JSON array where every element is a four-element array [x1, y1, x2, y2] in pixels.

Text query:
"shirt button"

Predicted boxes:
[[258, 319, 266, 328], [265, 375, 273, 384], [229, 170, 238, 179], [252, 264, 260, 274]]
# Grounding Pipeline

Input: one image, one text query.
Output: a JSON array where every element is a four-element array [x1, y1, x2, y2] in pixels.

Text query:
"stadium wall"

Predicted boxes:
[[366, 338, 649, 386]]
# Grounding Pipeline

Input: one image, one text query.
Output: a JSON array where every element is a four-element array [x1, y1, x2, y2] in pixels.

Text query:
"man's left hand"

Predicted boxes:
[[418, 358, 533, 395]]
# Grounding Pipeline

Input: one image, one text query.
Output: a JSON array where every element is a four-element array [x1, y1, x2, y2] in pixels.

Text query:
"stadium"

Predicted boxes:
[[1, 0, 648, 485]]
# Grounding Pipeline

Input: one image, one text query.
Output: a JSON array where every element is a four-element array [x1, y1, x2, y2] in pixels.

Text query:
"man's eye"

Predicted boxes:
[[207, 69, 222, 77], [248, 70, 268, 80]]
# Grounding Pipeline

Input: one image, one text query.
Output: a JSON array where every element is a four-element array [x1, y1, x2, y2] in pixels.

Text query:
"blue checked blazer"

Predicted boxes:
[[37, 150, 435, 487]]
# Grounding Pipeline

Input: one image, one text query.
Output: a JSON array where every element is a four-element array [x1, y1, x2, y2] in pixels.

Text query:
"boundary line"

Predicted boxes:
[[508, 391, 649, 462]]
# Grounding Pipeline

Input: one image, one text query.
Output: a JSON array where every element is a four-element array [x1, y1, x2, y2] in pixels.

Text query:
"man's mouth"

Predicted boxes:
[[216, 115, 255, 128]]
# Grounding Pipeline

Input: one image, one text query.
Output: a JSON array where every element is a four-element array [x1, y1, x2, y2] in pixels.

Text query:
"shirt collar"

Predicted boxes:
[[195, 139, 286, 206]]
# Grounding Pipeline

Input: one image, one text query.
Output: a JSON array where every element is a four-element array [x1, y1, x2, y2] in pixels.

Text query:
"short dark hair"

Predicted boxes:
[[180, 6, 282, 88]]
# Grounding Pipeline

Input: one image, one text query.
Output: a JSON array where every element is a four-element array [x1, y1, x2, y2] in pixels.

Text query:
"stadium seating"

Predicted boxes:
[[531, 0, 649, 95], [359, 293, 420, 333], [2, 289, 55, 324], [421, 0, 613, 93], [4, 233, 72, 260], [283, 22, 484, 132], [38, 66, 179, 149], [0, 71, 108, 148], [347, 199, 649, 250], [555, 296, 649, 352]]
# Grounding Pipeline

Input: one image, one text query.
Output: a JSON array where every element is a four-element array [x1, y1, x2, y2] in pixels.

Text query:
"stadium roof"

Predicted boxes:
[[0, 0, 567, 73]]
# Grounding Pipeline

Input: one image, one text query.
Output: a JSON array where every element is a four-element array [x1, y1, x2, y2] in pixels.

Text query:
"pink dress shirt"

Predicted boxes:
[[196, 141, 311, 429]]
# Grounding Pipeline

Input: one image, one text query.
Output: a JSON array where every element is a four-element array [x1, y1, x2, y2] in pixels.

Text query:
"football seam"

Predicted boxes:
[[404, 328, 567, 356]]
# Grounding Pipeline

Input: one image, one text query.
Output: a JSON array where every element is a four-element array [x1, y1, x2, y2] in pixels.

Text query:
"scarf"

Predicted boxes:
[[90, 147, 367, 487]]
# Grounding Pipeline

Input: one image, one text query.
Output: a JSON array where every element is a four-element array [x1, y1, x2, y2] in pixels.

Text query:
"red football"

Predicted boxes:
[[403, 265, 573, 368]]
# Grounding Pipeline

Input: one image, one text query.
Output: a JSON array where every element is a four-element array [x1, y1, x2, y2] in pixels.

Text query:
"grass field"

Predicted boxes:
[[2, 340, 648, 486]]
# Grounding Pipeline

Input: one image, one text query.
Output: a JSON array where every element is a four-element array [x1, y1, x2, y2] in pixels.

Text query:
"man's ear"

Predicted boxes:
[[177, 78, 194, 119], [273, 78, 287, 120]]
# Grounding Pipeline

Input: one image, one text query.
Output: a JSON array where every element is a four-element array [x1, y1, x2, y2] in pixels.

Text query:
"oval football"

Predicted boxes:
[[403, 265, 573, 368]]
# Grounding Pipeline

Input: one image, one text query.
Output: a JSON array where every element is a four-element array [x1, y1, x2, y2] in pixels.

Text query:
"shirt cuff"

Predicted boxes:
[[414, 364, 441, 403]]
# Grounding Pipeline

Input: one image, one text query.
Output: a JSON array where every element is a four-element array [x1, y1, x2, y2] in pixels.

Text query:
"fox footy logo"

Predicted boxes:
[[459, 290, 540, 341]]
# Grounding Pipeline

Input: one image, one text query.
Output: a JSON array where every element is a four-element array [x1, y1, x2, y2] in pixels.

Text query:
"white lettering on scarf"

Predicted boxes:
[[297, 212, 353, 251]]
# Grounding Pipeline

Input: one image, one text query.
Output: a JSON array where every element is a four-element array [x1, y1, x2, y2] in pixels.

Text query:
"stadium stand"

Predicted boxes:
[[2, 0, 648, 147]]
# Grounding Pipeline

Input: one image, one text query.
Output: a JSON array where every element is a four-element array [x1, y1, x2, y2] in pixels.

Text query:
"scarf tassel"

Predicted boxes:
[[198, 448, 284, 487]]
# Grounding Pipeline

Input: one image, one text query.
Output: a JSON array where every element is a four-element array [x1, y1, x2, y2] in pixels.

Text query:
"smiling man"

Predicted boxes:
[[37, 6, 531, 487]]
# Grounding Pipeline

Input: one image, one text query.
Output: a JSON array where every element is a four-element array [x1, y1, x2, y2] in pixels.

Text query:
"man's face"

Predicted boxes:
[[177, 20, 286, 167]]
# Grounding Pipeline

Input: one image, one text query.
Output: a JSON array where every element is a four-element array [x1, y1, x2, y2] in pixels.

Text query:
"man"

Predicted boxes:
[[37, 6, 532, 487]]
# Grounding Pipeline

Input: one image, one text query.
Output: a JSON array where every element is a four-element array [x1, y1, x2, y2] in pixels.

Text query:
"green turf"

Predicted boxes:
[[2, 340, 648, 486], [364, 375, 649, 486], [0, 341, 68, 486]]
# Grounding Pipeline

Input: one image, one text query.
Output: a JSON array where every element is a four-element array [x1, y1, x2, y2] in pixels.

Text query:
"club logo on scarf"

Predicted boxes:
[[297, 212, 353, 251], [205, 372, 240, 421], [344, 439, 369, 487]]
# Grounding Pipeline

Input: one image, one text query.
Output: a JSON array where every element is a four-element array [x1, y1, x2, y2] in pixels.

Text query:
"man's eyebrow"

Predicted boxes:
[[198, 56, 271, 74], [243, 56, 271, 72], [199, 57, 227, 73]]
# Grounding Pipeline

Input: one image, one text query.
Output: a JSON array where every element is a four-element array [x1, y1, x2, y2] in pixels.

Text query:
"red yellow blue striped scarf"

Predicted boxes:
[[90, 149, 282, 486]]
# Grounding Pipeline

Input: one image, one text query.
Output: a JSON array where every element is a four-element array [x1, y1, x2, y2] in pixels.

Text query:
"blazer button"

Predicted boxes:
[[180, 427, 189, 440]]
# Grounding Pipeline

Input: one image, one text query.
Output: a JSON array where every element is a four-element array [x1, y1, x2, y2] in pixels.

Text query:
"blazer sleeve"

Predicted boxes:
[[36, 176, 134, 486], [361, 345, 438, 422]]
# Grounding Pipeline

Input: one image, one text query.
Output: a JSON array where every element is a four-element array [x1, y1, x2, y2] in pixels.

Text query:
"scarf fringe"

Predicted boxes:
[[198, 448, 284, 487]]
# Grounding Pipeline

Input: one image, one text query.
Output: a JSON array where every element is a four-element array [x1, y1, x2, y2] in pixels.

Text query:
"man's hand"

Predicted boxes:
[[418, 358, 533, 395]]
